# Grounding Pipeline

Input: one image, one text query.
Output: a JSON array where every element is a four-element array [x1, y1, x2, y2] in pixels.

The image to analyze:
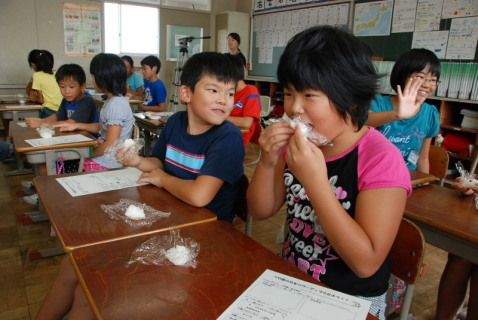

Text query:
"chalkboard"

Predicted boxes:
[[248, 2, 351, 79], [249, 0, 477, 79]]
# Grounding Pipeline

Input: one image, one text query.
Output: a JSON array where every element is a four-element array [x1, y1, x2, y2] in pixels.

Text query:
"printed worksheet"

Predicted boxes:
[[217, 269, 371, 320], [25, 134, 92, 147], [56, 167, 145, 197]]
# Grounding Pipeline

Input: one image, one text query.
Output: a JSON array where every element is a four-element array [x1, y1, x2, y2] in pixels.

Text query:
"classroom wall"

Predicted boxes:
[[0, 0, 248, 99]]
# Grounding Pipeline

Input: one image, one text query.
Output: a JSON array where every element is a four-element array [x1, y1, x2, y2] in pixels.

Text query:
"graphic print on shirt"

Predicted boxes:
[[380, 124, 425, 161], [165, 144, 205, 174], [282, 169, 357, 282], [143, 87, 153, 105]]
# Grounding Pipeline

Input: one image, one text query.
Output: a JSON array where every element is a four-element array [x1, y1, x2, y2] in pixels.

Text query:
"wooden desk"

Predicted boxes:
[[405, 184, 478, 264], [409, 169, 436, 186], [0, 103, 43, 121], [10, 123, 97, 175], [34, 171, 217, 251], [134, 115, 168, 156], [70, 221, 378, 320]]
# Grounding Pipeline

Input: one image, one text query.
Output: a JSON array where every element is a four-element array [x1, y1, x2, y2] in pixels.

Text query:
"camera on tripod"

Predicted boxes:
[[178, 37, 196, 47]]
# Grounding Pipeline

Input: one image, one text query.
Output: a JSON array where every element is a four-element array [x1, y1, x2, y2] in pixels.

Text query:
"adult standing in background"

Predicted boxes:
[[227, 32, 246, 67]]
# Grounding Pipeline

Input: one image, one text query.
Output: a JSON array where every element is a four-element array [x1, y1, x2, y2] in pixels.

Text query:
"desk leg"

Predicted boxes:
[[4, 153, 34, 176], [30, 237, 65, 261], [143, 129, 151, 157]]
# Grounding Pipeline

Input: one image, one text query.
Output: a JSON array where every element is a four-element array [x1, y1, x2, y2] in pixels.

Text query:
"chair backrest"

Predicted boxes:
[[389, 218, 425, 285], [243, 122, 262, 166], [260, 95, 271, 118], [233, 175, 249, 223], [429, 145, 449, 184]]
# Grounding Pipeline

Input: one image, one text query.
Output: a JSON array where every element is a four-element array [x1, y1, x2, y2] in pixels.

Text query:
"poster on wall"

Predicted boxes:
[[353, 0, 393, 36], [63, 3, 101, 56]]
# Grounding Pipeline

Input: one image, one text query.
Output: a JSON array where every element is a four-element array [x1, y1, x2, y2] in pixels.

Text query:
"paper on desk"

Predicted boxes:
[[217, 269, 371, 320], [56, 167, 145, 197], [5, 105, 42, 109], [25, 134, 92, 147], [17, 122, 27, 127]]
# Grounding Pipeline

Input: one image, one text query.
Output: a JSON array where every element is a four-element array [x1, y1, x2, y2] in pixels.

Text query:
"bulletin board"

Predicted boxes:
[[166, 25, 204, 61]]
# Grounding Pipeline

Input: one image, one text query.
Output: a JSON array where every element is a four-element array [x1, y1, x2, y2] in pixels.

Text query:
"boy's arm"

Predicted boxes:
[[25, 114, 58, 128], [55, 122, 101, 134], [139, 102, 165, 112], [138, 171, 224, 207], [227, 116, 254, 130]]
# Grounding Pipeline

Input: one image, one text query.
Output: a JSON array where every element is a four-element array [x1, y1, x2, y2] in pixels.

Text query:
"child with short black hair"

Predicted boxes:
[[26, 63, 98, 129], [119, 51, 244, 223], [247, 26, 411, 320], [140, 55, 167, 112], [55, 53, 134, 171]]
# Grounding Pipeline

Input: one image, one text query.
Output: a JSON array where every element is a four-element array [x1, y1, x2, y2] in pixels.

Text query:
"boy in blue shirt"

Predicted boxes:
[[25, 64, 98, 128], [119, 52, 245, 223], [140, 55, 167, 112]]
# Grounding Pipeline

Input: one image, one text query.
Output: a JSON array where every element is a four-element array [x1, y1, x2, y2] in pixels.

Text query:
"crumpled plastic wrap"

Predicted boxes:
[[125, 229, 200, 268], [104, 138, 145, 163], [289, 116, 333, 146], [101, 198, 170, 227], [37, 124, 55, 138], [455, 161, 478, 208]]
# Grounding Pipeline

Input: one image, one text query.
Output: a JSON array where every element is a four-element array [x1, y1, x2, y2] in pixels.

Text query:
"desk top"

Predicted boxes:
[[70, 221, 377, 320], [134, 114, 168, 127], [0, 102, 42, 111], [34, 172, 217, 251], [405, 184, 478, 245], [409, 169, 436, 186], [10, 122, 97, 153]]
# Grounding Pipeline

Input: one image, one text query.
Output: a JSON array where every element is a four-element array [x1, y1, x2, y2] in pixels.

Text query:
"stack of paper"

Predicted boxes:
[[460, 109, 478, 129]]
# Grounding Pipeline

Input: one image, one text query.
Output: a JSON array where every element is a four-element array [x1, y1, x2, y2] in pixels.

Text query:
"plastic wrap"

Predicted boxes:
[[125, 229, 200, 268], [101, 198, 170, 227], [104, 138, 145, 163], [37, 124, 55, 138], [289, 116, 333, 146], [455, 161, 478, 208]]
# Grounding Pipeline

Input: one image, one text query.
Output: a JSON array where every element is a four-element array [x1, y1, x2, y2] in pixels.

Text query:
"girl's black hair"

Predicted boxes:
[[180, 52, 241, 92], [277, 26, 379, 130], [90, 53, 127, 96], [390, 48, 441, 92], [121, 55, 134, 67], [28, 49, 54, 74]]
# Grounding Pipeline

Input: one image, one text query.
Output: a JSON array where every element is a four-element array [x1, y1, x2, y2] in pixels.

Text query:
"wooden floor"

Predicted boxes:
[[0, 143, 451, 320]]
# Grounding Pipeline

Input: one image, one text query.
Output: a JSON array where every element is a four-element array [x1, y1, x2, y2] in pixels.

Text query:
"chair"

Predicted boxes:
[[429, 145, 449, 186], [260, 95, 271, 118], [386, 218, 426, 320], [243, 121, 262, 167], [233, 174, 252, 236]]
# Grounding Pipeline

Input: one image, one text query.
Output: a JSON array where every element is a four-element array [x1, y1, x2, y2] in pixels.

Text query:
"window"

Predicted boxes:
[[104, 2, 159, 55]]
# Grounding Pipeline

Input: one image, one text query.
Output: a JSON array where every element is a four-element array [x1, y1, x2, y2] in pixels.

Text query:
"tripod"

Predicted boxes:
[[169, 36, 211, 112], [169, 43, 189, 113]]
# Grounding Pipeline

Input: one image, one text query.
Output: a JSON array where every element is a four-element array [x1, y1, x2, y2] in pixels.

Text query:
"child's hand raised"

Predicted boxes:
[[137, 168, 167, 187], [395, 76, 423, 120], [258, 121, 294, 168], [286, 125, 328, 186]]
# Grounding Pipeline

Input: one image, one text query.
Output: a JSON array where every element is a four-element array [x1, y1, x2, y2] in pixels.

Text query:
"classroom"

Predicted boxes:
[[1, 0, 478, 319]]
